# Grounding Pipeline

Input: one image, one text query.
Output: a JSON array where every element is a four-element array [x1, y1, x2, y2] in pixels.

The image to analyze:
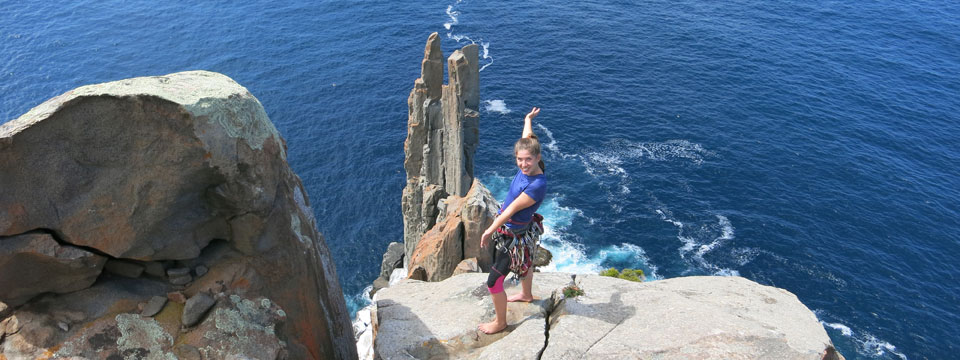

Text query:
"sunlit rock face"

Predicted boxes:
[[0, 71, 356, 359]]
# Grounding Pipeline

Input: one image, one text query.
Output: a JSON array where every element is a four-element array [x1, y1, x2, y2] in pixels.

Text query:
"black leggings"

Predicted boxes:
[[486, 245, 514, 294]]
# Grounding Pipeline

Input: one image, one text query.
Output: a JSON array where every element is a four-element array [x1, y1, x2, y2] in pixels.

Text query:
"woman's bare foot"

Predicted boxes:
[[478, 320, 507, 334], [507, 293, 534, 302]]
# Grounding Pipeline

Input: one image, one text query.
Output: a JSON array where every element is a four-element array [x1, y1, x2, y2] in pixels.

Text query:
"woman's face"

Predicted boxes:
[[515, 149, 541, 175]]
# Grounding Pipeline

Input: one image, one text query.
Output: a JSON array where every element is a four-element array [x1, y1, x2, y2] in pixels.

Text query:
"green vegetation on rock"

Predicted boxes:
[[600, 268, 644, 282], [562, 285, 584, 298]]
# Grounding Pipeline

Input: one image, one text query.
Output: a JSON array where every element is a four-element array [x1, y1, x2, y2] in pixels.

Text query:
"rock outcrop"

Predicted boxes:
[[0, 71, 356, 359], [401, 32, 482, 268], [373, 273, 843, 360], [406, 179, 501, 282]]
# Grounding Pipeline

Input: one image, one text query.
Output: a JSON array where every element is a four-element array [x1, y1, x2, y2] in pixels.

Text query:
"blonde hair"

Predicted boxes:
[[514, 135, 545, 172]]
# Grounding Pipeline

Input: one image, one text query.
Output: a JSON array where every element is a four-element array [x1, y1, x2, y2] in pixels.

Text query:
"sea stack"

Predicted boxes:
[[400, 32, 482, 267]]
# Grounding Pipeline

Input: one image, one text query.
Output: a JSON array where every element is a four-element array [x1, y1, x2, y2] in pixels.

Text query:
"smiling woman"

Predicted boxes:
[[477, 107, 548, 334]]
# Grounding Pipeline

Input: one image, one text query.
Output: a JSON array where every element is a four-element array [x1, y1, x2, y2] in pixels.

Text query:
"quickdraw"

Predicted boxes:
[[495, 213, 544, 279]]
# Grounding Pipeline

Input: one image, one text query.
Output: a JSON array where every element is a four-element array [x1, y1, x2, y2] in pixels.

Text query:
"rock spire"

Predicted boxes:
[[401, 32, 481, 267]]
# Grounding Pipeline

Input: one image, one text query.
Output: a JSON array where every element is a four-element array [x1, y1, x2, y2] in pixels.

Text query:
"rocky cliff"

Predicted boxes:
[[0, 71, 356, 359], [400, 32, 486, 270], [373, 273, 844, 360]]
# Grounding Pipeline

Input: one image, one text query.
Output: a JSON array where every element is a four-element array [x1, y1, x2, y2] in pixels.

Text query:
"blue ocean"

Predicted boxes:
[[3, 1, 958, 358]]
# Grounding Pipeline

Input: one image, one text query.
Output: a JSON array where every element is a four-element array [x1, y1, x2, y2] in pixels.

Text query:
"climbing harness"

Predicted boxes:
[[494, 213, 544, 282]]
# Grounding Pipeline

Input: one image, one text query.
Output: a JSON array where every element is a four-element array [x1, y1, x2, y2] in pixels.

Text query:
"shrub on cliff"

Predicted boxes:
[[562, 285, 584, 298], [600, 268, 644, 282]]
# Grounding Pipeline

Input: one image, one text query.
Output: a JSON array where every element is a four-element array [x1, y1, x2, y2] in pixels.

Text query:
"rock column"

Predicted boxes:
[[401, 33, 480, 267]]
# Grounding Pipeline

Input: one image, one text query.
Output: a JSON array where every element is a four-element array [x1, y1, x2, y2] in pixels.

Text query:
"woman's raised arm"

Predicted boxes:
[[522, 107, 540, 139]]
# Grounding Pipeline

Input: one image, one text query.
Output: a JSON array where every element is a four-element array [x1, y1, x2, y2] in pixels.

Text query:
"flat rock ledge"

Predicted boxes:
[[373, 273, 843, 360]]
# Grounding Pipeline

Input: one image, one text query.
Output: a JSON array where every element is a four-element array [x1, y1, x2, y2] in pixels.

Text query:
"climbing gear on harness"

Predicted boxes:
[[494, 213, 544, 281]]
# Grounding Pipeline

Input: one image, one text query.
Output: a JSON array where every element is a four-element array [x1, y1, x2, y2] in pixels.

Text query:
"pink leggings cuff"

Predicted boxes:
[[488, 275, 505, 294]]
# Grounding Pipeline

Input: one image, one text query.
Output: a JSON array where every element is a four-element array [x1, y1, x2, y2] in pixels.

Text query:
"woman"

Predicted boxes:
[[478, 107, 547, 334]]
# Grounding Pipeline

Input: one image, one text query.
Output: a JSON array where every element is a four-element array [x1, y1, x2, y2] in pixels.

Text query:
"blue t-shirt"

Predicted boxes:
[[499, 169, 547, 229]]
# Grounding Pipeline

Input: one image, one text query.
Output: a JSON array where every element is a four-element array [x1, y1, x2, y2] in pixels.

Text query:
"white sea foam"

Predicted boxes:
[[597, 243, 661, 279], [569, 139, 713, 216], [861, 336, 907, 360], [478, 41, 493, 71], [536, 124, 559, 153], [659, 210, 738, 276], [729, 247, 760, 266], [585, 152, 627, 176], [483, 99, 511, 114], [539, 239, 660, 280], [694, 215, 734, 257], [443, 5, 459, 30], [442, 2, 494, 72], [823, 321, 854, 336], [539, 237, 602, 274], [816, 316, 908, 360]]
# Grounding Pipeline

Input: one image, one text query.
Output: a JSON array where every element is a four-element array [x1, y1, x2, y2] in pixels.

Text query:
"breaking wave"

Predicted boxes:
[[817, 314, 909, 360]]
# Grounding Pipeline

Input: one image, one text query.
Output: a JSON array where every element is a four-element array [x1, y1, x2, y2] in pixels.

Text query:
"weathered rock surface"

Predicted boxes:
[[407, 180, 500, 282], [181, 294, 289, 359], [2, 287, 287, 359], [141, 296, 168, 317], [371, 242, 405, 295], [459, 180, 499, 270], [374, 273, 571, 360], [407, 196, 465, 282], [453, 257, 480, 276], [182, 293, 216, 327], [401, 32, 481, 266], [533, 245, 552, 268], [373, 273, 843, 360], [378, 242, 405, 280], [0, 232, 106, 306], [0, 71, 355, 359]]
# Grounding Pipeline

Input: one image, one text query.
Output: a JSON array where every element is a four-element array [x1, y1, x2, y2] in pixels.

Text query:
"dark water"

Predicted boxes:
[[3, 1, 959, 358]]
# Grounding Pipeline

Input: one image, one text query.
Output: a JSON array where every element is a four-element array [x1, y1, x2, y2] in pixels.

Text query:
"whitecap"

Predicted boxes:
[[815, 315, 908, 360], [483, 99, 511, 114], [862, 335, 908, 359], [822, 321, 854, 336], [659, 210, 738, 275]]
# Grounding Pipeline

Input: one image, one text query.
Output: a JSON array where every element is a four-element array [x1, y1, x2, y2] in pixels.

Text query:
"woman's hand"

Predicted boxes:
[[480, 227, 495, 248], [522, 107, 540, 138], [525, 107, 540, 121]]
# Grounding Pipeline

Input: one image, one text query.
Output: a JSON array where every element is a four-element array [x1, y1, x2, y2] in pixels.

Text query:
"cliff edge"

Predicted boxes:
[[0, 71, 356, 359]]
